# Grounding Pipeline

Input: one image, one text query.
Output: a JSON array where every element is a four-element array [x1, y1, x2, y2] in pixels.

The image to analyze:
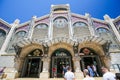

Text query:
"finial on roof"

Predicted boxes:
[[104, 14, 110, 21], [32, 16, 37, 19], [14, 19, 20, 25], [85, 13, 91, 17]]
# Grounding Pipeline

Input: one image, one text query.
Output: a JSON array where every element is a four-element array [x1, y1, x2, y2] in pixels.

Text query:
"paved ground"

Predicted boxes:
[[3, 77, 102, 80]]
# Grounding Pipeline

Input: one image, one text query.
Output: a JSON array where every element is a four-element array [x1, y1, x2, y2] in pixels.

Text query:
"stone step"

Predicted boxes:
[[7, 77, 102, 80]]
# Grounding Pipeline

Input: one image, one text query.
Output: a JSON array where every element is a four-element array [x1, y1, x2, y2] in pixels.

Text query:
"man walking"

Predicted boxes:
[[64, 66, 75, 80], [101, 66, 116, 80]]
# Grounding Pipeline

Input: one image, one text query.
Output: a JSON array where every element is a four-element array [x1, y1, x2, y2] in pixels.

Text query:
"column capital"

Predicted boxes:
[[42, 57, 50, 62], [73, 56, 81, 61]]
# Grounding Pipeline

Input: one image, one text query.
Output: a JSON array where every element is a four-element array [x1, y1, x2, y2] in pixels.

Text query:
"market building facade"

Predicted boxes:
[[0, 4, 120, 79]]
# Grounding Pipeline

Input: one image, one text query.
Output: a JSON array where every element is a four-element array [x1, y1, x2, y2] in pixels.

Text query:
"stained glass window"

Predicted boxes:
[[73, 22, 87, 27], [54, 17, 68, 28], [16, 31, 26, 37], [35, 23, 48, 29], [97, 28, 109, 33]]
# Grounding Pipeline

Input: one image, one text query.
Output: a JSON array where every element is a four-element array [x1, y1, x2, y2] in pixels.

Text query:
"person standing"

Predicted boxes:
[[64, 66, 75, 80], [91, 64, 99, 77], [87, 65, 94, 77], [62, 65, 67, 75], [101, 66, 116, 80], [83, 69, 95, 80]]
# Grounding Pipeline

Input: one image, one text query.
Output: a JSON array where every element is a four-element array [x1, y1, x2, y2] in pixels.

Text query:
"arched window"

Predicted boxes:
[[0, 29, 6, 37], [97, 28, 109, 33], [16, 31, 26, 37], [73, 22, 87, 27], [53, 17, 68, 28], [35, 23, 48, 29]]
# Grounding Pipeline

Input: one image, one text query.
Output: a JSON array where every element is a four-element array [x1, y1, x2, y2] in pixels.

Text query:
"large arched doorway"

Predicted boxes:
[[79, 47, 102, 76], [21, 49, 43, 78], [50, 48, 73, 78]]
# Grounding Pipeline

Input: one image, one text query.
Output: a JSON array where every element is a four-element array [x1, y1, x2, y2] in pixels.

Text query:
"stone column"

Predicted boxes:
[[85, 13, 96, 36], [104, 15, 120, 42], [73, 56, 84, 79], [27, 16, 36, 40], [40, 57, 50, 78], [0, 19, 19, 55]]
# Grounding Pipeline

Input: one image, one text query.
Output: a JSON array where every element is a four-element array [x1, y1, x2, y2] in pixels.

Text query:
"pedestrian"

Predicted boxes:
[[0, 67, 6, 79], [91, 64, 99, 77], [62, 65, 67, 75], [87, 65, 94, 77], [101, 66, 116, 80], [64, 66, 75, 80], [83, 69, 95, 80]]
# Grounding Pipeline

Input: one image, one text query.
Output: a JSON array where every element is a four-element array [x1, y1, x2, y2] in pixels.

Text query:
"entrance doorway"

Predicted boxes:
[[21, 49, 43, 78], [50, 48, 73, 78], [80, 55, 102, 76], [21, 57, 43, 78]]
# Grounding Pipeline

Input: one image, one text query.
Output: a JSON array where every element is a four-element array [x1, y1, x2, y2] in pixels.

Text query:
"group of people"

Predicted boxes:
[[63, 65, 116, 80], [0, 66, 117, 80]]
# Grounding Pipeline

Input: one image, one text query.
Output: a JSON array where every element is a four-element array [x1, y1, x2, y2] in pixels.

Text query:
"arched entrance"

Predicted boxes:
[[21, 49, 43, 78], [50, 48, 73, 78], [79, 47, 102, 76]]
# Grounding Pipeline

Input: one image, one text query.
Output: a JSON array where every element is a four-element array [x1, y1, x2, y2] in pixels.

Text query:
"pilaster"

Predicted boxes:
[[0, 19, 20, 55], [27, 16, 36, 40], [73, 56, 84, 79], [85, 13, 96, 36], [68, 6, 73, 39], [49, 13, 53, 40], [104, 15, 120, 42], [40, 57, 50, 78]]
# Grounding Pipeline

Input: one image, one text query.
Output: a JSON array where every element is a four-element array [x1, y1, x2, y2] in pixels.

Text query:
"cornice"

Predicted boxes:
[[17, 14, 50, 28], [92, 18, 108, 24], [0, 18, 12, 28], [71, 13, 87, 19]]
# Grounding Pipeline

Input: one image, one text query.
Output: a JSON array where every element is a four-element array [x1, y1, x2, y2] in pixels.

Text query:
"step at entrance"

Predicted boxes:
[[8, 77, 102, 80]]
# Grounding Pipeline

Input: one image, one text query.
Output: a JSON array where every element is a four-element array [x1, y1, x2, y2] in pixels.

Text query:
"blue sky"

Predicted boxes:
[[0, 0, 120, 23]]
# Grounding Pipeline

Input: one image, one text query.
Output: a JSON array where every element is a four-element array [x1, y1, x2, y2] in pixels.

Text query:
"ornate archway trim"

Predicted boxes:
[[79, 41, 105, 56], [46, 37, 76, 47], [20, 43, 43, 58], [77, 36, 107, 45], [16, 38, 43, 47], [48, 42, 74, 57]]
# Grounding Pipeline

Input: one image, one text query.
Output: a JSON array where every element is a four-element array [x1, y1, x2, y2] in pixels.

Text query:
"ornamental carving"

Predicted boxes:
[[83, 48, 90, 55]]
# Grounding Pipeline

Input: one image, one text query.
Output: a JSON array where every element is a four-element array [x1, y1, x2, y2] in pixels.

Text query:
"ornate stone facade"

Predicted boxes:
[[0, 4, 120, 79]]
